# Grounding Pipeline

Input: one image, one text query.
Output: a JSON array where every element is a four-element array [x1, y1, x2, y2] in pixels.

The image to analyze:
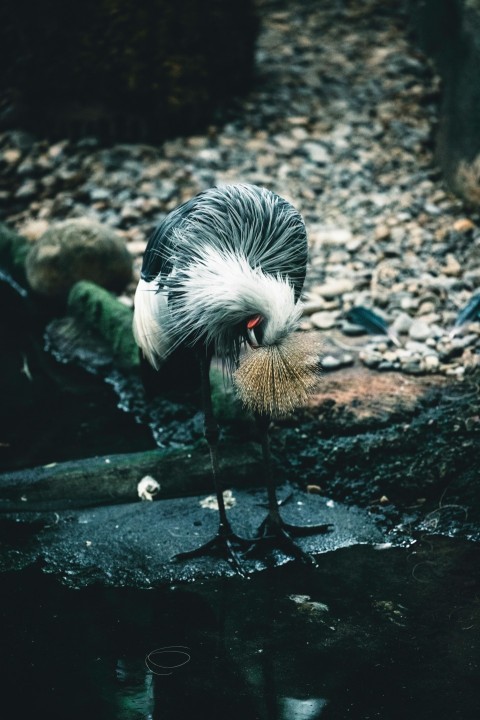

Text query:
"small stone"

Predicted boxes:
[[453, 218, 475, 233], [310, 311, 339, 330], [446, 366, 465, 377], [424, 202, 441, 215], [378, 360, 395, 371], [374, 224, 391, 241], [3, 148, 21, 164], [120, 204, 141, 221], [90, 187, 110, 201], [451, 334, 478, 350], [341, 320, 366, 336], [418, 301, 437, 315], [421, 355, 440, 372], [391, 312, 413, 335], [15, 180, 37, 199], [400, 296, 419, 311], [197, 148, 222, 164], [298, 319, 313, 331], [311, 226, 353, 246], [313, 279, 354, 298], [321, 354, 342, 370], [340, 353, 354, 367], [401, 359, 423, 375], [18, 219, 50, 241], [442, 254, 461, 277], [359, 350, 382, 368], [405, 340, 430, 354], [409, 319, 432, 341], [304, 142, 330, 164], [302, 298, 330, 315], [328, 250, 350, 264]]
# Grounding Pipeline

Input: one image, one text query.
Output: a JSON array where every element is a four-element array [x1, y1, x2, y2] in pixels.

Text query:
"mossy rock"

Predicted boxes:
[[25, 220, 132, 300], [68, 280, 139, 371]]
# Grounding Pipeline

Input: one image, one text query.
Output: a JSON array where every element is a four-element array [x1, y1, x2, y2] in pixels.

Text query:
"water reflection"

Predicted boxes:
[[279, 697, 329, 719], [0, 539, 479, 719]]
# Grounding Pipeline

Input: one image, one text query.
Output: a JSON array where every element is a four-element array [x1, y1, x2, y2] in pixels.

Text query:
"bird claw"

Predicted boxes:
[[172, 530, 252, 577], [245, 516, 333, 566]]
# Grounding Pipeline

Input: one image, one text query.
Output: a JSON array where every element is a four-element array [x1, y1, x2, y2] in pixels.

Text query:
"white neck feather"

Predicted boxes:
[[169, 245, 302, 352]]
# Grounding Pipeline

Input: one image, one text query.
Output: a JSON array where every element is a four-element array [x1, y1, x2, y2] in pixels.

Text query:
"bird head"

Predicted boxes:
[[161, 246, 319, 416]]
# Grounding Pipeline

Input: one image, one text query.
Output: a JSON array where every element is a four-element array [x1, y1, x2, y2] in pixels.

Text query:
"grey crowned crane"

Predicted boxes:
[[133, 183, 329, 575]]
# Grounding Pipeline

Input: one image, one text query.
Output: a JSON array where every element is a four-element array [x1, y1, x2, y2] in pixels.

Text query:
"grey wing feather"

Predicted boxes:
[[140, 198, 196, 282], [142, 184, 307, 298]]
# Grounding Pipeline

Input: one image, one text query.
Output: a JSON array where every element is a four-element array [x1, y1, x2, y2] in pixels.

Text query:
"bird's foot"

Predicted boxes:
[[173, 527, 252, 577], [245, 514, 333, 567]]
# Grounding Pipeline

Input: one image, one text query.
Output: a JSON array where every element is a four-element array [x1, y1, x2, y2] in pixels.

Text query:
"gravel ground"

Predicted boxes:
[[2, 0, 480, 379]]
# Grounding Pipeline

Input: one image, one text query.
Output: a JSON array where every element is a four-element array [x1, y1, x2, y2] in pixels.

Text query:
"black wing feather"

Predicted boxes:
[[453, 292, 480, 328]]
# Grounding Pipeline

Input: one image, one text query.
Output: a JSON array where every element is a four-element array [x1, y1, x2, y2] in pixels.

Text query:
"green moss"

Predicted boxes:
[[67, 280, 139, 370]]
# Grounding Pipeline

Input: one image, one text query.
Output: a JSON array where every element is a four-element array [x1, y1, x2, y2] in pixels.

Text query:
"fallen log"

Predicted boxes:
[[0, 441, 263, 512]]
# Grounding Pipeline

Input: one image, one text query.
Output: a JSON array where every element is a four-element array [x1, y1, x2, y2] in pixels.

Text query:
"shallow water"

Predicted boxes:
[[1, 538, 479, 720]]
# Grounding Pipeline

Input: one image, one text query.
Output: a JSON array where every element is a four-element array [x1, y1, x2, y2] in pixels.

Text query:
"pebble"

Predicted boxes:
[[408, 319, 433, 341], [304, 142, 330, 164], [310, 311, 339, 330], [391, 312, 413, 335], [18, 219, 49, 240], [421, 355, 440, 372], [311, 227, 353, 247], [301, 298, 331, 315], [321, 353, 354, 370], [341, 320, 367, 336], [313, 279, 355, 299]]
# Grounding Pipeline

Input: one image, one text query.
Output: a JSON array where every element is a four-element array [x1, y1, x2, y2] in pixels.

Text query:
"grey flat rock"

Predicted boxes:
[[0, 485, 386, 587]]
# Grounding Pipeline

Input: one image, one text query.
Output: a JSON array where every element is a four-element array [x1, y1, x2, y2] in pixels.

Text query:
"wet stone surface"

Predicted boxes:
[[0, 485, 386, 586]]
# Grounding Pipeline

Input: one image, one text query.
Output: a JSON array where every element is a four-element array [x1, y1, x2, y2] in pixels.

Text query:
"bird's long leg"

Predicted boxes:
[[173, 351, 251, 575], [249, 412, 332, 566]]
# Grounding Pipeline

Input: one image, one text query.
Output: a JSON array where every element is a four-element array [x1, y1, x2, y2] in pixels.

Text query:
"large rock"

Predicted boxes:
[[25, 220, 133, 299]]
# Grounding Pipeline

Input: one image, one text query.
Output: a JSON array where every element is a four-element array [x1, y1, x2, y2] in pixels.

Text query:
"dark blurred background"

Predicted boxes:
[[0, 0, 258, 143]]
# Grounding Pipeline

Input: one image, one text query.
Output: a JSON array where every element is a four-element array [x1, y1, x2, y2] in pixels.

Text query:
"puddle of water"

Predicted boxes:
[[1, 538, 479, 719]]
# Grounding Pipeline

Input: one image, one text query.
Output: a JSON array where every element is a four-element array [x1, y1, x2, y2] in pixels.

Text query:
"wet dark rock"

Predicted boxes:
[[25, 220, 133, 299], [0, 485, 385, 584]]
